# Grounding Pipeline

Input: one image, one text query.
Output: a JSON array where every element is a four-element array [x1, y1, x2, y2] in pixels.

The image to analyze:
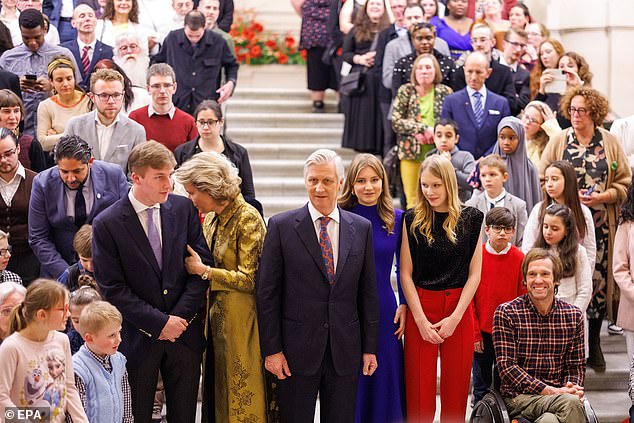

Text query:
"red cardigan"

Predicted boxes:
[[473, 244, 525, 342], [129, 106, 198, 152]]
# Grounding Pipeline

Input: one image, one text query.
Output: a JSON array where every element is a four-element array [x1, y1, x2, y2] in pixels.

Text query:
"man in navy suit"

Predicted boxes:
[[92, 141, 212, 422], [442, 52, 511, 159], [257, 149, 379, 423], [60, 4, 113, 89], [28, 135, 128, 278]]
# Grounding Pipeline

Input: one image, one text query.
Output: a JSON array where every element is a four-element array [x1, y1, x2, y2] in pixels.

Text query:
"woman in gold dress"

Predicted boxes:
[[174, 151, 268, 422]]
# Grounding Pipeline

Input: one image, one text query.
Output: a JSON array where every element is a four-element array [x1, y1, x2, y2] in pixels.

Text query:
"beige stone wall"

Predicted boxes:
[[242, 0, 634, 116]]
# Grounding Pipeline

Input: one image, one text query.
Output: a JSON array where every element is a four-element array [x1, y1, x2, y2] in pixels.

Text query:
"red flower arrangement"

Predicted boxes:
[[230, 10, 306, 65]]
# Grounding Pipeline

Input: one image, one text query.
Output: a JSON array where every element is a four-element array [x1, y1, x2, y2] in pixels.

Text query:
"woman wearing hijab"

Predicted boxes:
[[493, 116, 542, 211]]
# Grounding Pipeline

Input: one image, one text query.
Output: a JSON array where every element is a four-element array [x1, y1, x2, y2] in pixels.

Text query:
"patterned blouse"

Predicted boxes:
[[392, 83, 452, 161], [392, 50, 457, 94]]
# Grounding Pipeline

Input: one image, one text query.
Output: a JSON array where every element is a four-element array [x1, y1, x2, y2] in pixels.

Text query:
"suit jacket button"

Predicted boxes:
[[163, 289, 168, 295], [323, 323, 329, 329]]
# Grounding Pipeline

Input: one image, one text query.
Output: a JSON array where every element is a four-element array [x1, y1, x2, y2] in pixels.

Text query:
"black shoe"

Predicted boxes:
[[312, 101, 325, 113]]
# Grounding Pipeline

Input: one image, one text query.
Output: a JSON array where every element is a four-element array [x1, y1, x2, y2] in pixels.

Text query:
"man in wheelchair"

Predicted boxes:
[[491, 248, 587, 423]]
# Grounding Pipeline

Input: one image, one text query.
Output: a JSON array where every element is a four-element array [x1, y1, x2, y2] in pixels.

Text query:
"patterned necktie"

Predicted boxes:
[[81, 45, 91, 75], [146, 208, 162, 269], [318, 217, 335, 285], [74, 186, 86, 227], [473, 91, 484, 127]]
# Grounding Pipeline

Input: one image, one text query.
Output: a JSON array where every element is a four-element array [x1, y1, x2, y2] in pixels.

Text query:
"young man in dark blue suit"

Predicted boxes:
[[257, 149, 379, 423], [441, 52, 511, 159], [60, 4, 113, 89], [92, 141, 212, 422]]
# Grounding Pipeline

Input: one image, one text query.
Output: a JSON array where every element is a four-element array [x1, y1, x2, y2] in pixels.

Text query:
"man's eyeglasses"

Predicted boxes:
[[568, 107, 588, 117], [506, 40, 526, 49], [487, 225, 514, 234], [93, 92, 124, 102], [118, 43, 139, 53], [0, 148, 17, 161], [0, 245, 12, 257], [196, 119, 219, 127], [149, 83, 174, 90]]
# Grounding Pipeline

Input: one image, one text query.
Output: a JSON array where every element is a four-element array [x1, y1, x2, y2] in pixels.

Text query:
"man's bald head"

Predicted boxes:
[[464, 52, 492, 91]]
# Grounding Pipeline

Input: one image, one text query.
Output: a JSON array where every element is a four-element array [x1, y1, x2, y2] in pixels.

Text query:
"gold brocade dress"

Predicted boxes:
[[201, 194, 268, 423]]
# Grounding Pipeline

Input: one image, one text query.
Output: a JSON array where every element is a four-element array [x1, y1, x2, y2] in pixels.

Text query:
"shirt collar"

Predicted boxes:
[[128, 189, 160, 214], [485, 241, 511, 255], [466, 85, 487, 99], [485, 189, 506, 205], [499, 54, 518, 71], [77, 38, 97, 52], [1, 163, 26, 185], [86, 344, 112, 364], [95, 112, 120, 128], [307, 201, 340, 225], [148, 103, 175, 119]]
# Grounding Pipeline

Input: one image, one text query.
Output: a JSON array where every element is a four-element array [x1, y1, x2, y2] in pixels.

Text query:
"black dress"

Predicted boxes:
[[341, 29, 383, 155]]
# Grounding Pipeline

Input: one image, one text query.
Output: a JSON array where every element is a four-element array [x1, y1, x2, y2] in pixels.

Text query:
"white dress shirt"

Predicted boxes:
[[307, 202, 340, 271], [77, 39, 97, 63], [95, 112, 120, 158], [466, 85, 488, 115], [64, 170, 94, 219], [0, 163, 25, 206], [128, 190, 162, 245]]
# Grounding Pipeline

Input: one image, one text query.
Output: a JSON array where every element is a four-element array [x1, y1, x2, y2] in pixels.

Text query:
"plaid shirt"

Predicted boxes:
[[492, 294, 586, 398], [0, 270, 22, 284], [74, 347, 134, 423]]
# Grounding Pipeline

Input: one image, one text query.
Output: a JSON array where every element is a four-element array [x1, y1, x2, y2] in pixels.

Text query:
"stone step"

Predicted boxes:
[[584, 391, 631, 423], [245, 143, 356, 160], [232, 88, 338, 101], [227, 127, 343, 144], [229, 98, 339, 113], [260, 195, 307, 217], [227, 112, 344, 128], [255, 177, 305, 196], [602, 331, 627, 354], [585, 352, 629, 391]]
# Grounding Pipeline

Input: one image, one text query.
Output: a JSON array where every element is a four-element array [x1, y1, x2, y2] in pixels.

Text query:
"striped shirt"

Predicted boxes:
[[493, 294, 585, 398]]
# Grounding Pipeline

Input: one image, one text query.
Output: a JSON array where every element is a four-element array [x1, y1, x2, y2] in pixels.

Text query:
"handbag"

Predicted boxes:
[[321, 41, 339, 66], [383, 145, 401, 196], [339, 71, 366, 96]]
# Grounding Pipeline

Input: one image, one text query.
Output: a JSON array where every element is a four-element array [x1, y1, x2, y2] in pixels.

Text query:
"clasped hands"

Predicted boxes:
[[417, 314, 460, 345], [541, 381, 585, 400]]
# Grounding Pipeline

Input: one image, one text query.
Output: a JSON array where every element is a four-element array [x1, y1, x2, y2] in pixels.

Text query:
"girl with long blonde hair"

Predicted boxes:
[[400, 155, 483, 422]]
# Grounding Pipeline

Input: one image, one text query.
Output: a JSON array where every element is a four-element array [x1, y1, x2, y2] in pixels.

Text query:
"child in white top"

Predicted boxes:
[[0, 279, 88, 423]]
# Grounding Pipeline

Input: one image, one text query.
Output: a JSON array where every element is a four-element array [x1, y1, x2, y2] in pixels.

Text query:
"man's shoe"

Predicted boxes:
[[608, 323, 624, 335]]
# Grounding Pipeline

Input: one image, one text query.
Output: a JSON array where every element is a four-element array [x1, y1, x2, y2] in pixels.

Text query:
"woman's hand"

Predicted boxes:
[[539, 70, 554, 94], [431, 314, 460, 339], [185, 244, 207, 276], [416, 317, 444, 344], [474, 340, 484, 353], [47, 128, 58, 136], [355, 52, 376, 68], [542, 104, 557, 122], [393, 304, 407, 340], [579, 190, 605, 208], [564, 69, 583, 87]]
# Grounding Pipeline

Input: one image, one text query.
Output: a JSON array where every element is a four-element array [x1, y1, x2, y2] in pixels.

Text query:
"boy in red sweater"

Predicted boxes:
[[472, 207, 526, 404]]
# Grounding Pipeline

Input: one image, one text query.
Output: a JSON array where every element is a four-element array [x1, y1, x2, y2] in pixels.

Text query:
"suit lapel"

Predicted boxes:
[[52, 170, 71, 227], [159, 199, 175, 274], [334, 210, 355, 285], [294, 206, 329, 282], [121, 197, 162, 277], [103, 119, 124, 160]]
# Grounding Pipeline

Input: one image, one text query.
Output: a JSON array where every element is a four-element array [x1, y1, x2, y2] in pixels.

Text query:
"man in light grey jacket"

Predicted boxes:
[[65, 69, 146, 174]]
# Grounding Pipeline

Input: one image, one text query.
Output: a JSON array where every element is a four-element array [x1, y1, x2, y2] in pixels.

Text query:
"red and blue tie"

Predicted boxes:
[[319, 217, 335, 285]]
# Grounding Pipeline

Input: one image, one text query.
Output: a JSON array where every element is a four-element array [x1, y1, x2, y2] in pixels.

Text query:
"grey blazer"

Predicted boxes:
[[64, 111, 146, 173], [466, 190, 528, 247]]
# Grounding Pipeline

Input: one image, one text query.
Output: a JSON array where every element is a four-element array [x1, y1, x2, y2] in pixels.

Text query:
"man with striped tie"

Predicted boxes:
[[61, 4, 114, 90], [257, 149, 379, 423], [441, 52, 511, 159]]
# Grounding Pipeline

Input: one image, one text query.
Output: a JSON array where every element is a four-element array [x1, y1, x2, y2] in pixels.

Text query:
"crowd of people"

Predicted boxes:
[[0, 0, 633, 422]]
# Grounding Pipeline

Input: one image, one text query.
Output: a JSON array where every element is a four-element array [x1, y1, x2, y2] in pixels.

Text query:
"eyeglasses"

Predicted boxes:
[[51, 304, 69, 313], [149, 83, 174, 90], [521, 114, 542, 125], [0, 148, 17, 161], [506, 40, 526, 49], [568, 107, 588, 117], [93, 92, 124, 102], [488, 225, 514, 234], [196, 119, 219, 127], [526, 31, 542, 37], [118, 43, 139, 53], [0, 245, 12, 257]]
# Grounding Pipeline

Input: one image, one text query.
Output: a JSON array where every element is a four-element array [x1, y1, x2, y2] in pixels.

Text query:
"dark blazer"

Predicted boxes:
[[48, 0, 101, 29], [217, 0, 234, 33], [0, 69, 22, 100], [174, 136, 255, 201], [92, 194, 212, 356], [28, 160, 129, 278], [511, 64, 530, 113], [453, 59, 519, 115], [441, 87, 511, 159], [60, 39, 114, 89], [256, 205, 379, 377], [374, 24, 399, 103], [152, 29, 239, 115]]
